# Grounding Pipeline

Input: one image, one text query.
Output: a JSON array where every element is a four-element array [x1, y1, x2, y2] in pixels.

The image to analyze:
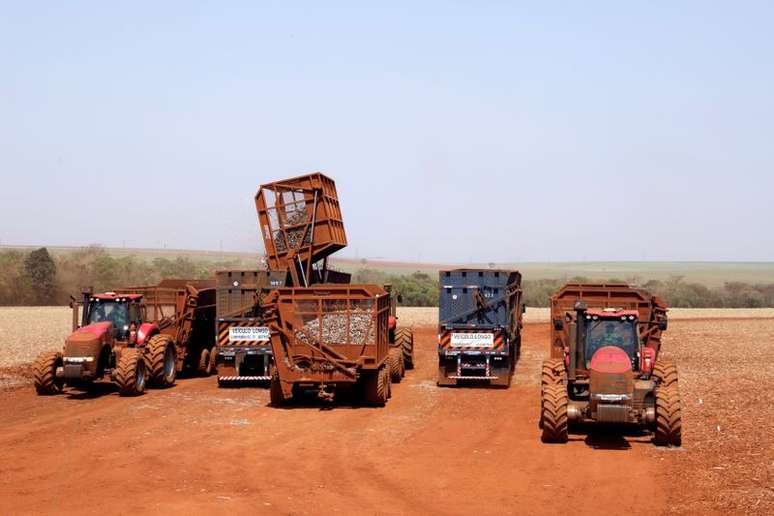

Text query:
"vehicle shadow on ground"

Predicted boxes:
[[266, 390, 386, 411], [64, 382, 120, 400], [571, 426, 654, 450], [437, 378, 514, 389], [216, 380, 269, 389]]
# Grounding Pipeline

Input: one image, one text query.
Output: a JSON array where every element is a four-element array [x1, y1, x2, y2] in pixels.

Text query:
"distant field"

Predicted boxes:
[[3, 246, 774, 285], [333, 259, 774, 286]]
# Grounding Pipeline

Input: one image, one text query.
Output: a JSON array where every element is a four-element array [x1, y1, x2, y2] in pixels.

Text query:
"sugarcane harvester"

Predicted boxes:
[[540, 283, 682, 446], [252, 173, 413, 405]]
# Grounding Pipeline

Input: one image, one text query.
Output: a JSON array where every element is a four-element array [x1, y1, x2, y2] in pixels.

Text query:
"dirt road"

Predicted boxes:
[[0, 323, 675, 515]]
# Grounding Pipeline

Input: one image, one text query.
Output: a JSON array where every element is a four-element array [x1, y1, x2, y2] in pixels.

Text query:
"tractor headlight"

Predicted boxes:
[[64, 357, 94, 363]]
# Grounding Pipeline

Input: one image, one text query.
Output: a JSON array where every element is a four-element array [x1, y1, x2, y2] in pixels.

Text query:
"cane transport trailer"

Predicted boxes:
[[437, 269, 524, 387]]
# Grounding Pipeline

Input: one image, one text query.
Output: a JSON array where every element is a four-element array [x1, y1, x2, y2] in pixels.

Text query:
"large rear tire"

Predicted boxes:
[[146, 334, 176, 387], [541, 384, 569, 443], [652, 360, 679, 388], [388, 348, 404, 383], [654, 385, 682, 446], [541, 358, 566, 389], [33, 351, 64, 395], [396, 328, 414, 370], [116, 348, 147, 396]]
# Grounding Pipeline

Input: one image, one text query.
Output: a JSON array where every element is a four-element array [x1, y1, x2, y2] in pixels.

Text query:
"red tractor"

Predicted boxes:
[[33, 289, 177, 396], [540, 284, 682, 446]]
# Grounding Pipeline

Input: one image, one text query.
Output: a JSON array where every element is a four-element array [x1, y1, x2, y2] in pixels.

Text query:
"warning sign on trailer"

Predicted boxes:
[[229, 326, 271, 342], [450, 332, 494, 347]]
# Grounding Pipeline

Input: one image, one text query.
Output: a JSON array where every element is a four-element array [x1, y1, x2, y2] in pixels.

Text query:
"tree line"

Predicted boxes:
[[1, 247, 773, 308], [352, 270, 774, 308], [0, 246, 235, 306]]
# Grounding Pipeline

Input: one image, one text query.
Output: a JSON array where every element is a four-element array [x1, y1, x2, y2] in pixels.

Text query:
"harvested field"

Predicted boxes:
[[0, 308, 772, 514], [0, 307, 71, 389], [654, 318, 774, 513]]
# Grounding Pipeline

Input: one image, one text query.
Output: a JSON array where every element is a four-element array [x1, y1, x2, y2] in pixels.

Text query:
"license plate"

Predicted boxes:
[[229, 326, 270, 342], [450, 332, 494, 347]]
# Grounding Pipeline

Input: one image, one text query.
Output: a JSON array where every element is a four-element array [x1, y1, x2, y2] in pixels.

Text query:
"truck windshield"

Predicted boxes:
[[88, 301, 129, 332], [585, 319, 638, 366]]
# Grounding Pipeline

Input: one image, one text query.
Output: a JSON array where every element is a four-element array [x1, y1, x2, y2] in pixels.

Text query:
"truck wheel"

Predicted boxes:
[[146, 334, 177, 387], [396, 328, 414, 370], [116, 349, 147, 396], [363, 366, 389, 406], [652, 360, 679, 388], [541, 384, 569, 443], [270, 373, 285, 406], [541, 359, 566, 389], [207, 346, 218, 375], [198, 348, 211, 376], [654, 385, 682, 446], [388, 348, 404, 383], [33, 351, 64, 395]]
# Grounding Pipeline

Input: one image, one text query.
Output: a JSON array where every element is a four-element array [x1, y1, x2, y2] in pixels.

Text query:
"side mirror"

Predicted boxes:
[[659, 319, 668, 331], [553, 318, 564, 331], [522, 305, 526, 314], [397, 294, 403, 304]]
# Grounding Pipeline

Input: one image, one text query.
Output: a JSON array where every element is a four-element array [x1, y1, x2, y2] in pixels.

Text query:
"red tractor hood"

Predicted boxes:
[[74, 321, 113, 338], [589, 346, 632, 374]]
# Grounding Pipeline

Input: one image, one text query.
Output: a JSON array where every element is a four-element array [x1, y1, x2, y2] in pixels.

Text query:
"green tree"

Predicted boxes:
[[24, 247, 57, 305]]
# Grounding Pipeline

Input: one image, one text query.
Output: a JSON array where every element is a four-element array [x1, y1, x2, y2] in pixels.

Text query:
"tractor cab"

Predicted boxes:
[[81, 293, 146, 341], [581, 309, 640, 371]]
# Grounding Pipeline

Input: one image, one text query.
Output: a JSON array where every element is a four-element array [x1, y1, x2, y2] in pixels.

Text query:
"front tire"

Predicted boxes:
[[652, 360, 679, 388], [654, 385, 682, 446], [33, 351, 64, 395], [541, 384, 569, 443], [541, 358, 566, 389]]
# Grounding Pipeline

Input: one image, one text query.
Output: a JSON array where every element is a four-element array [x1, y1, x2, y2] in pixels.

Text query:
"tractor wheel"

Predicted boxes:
[[654, 385, 682, 447], [270, 373, 285, 407], [541, 384, 569, 443], [541, 358, 566, 388], [652, 360, 679, 388], [388, 348, 404, 384], [198, 348, 211, 376], [146, 334, 177, 387], [396, 328, 414, 370], [363, 366, 389, 406], [207, 346, 218, 375], [33, 351, 64, 395], [115, 348, 147, 396]]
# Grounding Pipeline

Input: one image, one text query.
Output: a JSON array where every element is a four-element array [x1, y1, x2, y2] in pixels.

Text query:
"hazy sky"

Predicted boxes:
[[2, 2, 773, 263]]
